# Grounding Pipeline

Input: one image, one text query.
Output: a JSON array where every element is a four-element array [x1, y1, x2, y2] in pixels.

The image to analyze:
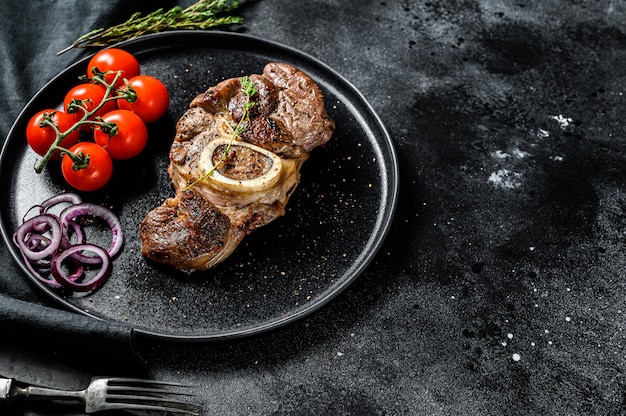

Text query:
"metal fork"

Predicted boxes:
[[1, 376, 200, 414]]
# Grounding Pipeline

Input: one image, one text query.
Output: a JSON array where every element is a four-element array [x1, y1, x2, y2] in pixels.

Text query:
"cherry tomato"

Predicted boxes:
[[61, 142, 113, 191], [118, 75, 169, 123], [63, 83, 117, 128], [26, 110, 80, 160], [94, 110, 148, 160], [87, 48, 140, 87]]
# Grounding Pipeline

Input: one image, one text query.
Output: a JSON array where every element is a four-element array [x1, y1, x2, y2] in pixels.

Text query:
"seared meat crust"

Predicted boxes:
[[140, 190, 244, 271]]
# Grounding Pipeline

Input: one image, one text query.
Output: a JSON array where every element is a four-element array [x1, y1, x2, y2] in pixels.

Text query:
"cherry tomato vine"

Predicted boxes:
[[26, 48, 170, 191]]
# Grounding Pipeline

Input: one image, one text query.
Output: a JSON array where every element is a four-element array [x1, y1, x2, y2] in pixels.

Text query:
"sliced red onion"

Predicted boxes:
[[59, 203, 123, 260], [67, 264, 85, 282], [24, 234, 51, 251], [22, 205, 44, 225], [14, 214, 62, 261], [40, 193, 82, 213], [12, 233, 62, 289], [13, 194, 123, 294], [21, 193, 83, 224], [60, 219, 86, 250], [50, 244, 111, 292], [67, 220, 85, 244]]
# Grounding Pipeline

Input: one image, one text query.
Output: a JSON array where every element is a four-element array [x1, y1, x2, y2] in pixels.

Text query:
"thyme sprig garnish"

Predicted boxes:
[[58, 0, 243, 55], [185, 75, 257, 191]]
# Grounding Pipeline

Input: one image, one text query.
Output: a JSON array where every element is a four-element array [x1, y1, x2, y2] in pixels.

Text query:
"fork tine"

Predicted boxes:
[[106, 377, 195, 389], [103, 377, 200, 415], [108, 384, 195, 397], [107, 392, 198, 407], [103, 402, 200, 415], [104, 393, 201, 415]]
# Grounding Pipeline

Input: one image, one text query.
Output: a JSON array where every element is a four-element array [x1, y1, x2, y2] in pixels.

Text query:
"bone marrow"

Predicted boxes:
[[198, 138, 284, 192]]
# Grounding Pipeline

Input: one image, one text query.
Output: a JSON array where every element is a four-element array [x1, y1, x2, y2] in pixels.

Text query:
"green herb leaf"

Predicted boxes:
[[58, 0, 243, 55]]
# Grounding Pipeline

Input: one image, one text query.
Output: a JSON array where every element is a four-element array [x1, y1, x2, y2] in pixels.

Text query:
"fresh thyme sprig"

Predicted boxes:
[[58, 0, 243, 55], [185, 75, 257, 191]]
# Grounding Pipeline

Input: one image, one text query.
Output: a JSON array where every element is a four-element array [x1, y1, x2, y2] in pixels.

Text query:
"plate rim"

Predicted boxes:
[[0, 30, 400, 342]]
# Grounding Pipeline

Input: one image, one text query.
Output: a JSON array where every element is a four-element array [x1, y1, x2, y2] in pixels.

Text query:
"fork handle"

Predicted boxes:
[[12, 384, 85, 404]]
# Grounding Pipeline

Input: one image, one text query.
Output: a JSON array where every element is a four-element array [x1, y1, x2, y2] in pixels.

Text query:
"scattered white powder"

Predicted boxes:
[[488, 169, 523, 189], [492, 150, 510, 159], [491, 148, 530, 160], [511, 148, 530, 158], [537, 128, 550, 138], [550, 114, 573, 129]]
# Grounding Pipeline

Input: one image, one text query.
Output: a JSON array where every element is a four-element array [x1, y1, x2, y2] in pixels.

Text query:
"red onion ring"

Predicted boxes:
[[59, 203, 123, 260], [21, 193, 83, 224], [50, 244, 111, 292], [40, 193, 82, 213], [14, 214, 62, 261], [24, 234, 51, 251], [60, 219, 86, 254], [12, 233, 62, 289]]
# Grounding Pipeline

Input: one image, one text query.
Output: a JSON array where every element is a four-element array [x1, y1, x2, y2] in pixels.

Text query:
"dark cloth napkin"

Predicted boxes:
[[0, 293, 146, 376], [0, 1, 191, 378]]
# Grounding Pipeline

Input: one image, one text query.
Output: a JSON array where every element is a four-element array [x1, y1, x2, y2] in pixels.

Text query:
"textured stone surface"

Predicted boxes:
[[2, 1, 626, 414]]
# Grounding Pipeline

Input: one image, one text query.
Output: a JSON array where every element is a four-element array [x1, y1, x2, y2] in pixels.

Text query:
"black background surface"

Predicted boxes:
[[2, 1, 626, 415]]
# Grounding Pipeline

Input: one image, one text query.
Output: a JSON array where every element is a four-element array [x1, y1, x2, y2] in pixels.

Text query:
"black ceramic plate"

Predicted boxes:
[[0, 31, 398, 341]]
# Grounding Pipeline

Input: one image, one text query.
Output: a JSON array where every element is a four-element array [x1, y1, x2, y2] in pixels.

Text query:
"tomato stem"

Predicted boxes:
[[34, 70, 127, 173], [70, 151, 91, 170]]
